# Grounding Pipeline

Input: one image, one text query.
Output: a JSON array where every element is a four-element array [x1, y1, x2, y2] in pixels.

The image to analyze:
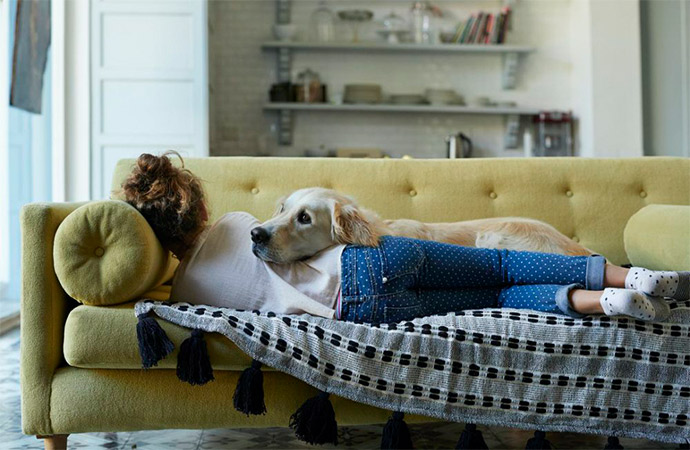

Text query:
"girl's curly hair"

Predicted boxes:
[[120, 151, 207, 258]]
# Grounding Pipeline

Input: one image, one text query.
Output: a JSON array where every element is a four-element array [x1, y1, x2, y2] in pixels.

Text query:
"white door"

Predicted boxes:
[[91, 0, 208, 198]]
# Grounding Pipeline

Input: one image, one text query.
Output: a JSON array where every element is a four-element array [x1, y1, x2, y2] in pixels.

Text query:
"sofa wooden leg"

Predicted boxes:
[[37, 434, 69, 450]]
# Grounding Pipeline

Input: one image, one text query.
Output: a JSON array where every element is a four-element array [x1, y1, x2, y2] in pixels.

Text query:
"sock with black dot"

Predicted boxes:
[[625, 267, 690, 300], [599, 288, 670, 322]]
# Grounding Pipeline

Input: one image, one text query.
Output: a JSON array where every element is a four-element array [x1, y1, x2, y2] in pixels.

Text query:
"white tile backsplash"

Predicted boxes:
[[209, 0, 574, 158]]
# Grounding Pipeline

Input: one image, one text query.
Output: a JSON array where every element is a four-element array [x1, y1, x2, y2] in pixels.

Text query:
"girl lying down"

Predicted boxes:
[[121, 152, 689, 324]]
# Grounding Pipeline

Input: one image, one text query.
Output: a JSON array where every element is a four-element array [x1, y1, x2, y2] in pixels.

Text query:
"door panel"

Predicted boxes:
[[91, 0, 208, 198]]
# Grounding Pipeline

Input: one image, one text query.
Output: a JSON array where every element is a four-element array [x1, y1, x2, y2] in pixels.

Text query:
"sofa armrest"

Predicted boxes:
[[20, 202, 86, 435], [624, 204, 690, 271]]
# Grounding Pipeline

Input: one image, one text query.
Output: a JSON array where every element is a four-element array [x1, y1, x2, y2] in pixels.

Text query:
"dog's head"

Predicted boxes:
[[251, 187, 379, 263]]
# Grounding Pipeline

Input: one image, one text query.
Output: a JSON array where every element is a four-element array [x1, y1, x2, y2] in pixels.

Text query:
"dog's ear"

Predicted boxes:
[[330, 201, 379, 247], [272, 196, 287, 217]]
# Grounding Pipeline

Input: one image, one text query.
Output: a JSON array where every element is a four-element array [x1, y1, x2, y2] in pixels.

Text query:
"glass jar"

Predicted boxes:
[[295, 68, 324, 103], [410, 1, 436, 44], [310, 1, 336, 42], [379, 11, 408, 44]]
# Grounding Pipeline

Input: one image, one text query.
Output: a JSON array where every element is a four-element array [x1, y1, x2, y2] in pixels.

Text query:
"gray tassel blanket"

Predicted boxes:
[[135, 299, 690, 444]]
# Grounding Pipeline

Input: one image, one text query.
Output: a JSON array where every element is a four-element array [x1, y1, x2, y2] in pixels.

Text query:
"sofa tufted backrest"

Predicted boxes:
[[112, 157, 690, 265]]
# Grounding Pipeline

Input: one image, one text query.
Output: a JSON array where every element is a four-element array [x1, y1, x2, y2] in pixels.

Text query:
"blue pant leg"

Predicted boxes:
[[410, 237, 606, 291], [419, 288, 502, 316], [500, 249, 605, 290], [498, 284, 587, 318]]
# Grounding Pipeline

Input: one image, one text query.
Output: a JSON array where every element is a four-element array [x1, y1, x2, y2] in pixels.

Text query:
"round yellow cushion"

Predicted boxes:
[[624, 204, 690, 271], [54, 200, 177, 306]]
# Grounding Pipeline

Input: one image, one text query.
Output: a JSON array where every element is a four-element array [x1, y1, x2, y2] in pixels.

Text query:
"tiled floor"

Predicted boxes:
[[0, 327, 680, 449]]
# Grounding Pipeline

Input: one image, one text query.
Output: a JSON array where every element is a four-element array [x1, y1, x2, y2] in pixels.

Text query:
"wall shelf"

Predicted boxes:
[[264, 102, 539, 115], [262, 41, 532, 91], [262, 41, 535, 54], [264, 103, 535, 147]]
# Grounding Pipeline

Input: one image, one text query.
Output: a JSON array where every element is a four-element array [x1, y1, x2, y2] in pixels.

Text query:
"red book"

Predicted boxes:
[[484, 14, 494, 44]]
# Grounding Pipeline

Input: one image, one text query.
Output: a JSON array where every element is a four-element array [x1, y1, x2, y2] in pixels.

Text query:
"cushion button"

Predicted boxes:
[[409, 189, 417, 197], [566, 190, 573, 197], [94, 247, 105, 257], [489, 192, 497, 199], [639, 191, 647, 198], [251, 187, 259, 195], [572, 236, 580, 243]]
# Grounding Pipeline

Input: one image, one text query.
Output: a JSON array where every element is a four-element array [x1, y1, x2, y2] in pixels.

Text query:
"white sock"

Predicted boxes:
[[625, 267, 690, 300], [599, 288, 670, 322]]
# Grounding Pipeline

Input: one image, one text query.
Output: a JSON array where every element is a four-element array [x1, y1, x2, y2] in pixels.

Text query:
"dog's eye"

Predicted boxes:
[[279, 204, 284, 213], [297, 211, 311, 224]]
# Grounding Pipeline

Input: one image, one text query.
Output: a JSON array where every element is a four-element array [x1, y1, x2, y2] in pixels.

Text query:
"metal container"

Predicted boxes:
[[533, 111, 573, 156]]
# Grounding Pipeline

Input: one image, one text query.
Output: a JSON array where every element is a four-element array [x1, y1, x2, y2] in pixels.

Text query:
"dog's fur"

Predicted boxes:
[[251, 187, 593, 263]]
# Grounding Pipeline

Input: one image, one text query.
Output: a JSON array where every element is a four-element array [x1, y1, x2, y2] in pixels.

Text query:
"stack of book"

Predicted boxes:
[[451, 7, 511, 44]]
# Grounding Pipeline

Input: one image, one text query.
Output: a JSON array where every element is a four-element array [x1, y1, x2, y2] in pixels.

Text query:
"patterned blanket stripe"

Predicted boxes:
[[135, 300, 690, 444]]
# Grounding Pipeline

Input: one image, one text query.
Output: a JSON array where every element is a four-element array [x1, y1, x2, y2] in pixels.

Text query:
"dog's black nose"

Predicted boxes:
[[251, 227, 270, 244]]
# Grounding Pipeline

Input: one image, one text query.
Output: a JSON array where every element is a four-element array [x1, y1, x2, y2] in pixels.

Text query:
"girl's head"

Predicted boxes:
[[121, 151, 208, 258]]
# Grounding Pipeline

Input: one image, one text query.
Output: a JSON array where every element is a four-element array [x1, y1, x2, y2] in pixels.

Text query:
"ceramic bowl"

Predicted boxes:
[[273, 24, 297, 41]]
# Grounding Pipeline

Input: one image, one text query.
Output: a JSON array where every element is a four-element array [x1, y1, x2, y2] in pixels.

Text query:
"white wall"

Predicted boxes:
[[209, 0, 644, 158], [641, 0, 690, 157]]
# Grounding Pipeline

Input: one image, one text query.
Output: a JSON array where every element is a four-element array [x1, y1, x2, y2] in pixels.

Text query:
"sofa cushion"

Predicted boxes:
[[54, 200, 177, 306], [624, 204, 690, 270], [63, 290, 259, 370]]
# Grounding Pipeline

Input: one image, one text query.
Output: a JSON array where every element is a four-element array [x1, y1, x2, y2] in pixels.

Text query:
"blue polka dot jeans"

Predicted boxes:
[[340, 236, 606, 324]]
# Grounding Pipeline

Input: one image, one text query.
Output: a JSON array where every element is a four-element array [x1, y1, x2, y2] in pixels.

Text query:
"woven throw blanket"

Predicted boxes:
[[135, 299, 690, 444]]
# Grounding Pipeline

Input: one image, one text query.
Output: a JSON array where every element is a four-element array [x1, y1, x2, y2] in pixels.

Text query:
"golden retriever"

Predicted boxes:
[[250, 187, 593, 263]]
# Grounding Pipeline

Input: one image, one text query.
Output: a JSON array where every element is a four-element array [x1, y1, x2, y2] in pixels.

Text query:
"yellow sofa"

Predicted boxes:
[[20, 157, 690, 447]]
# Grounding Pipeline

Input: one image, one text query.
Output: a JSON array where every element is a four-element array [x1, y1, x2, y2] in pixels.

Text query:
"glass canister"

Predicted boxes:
[[410, 1, 438, 44], [310, 1, 336, 43], [379, 11, 408, 44], [295, 68, 325, 103], [533, 111, 573, 156]]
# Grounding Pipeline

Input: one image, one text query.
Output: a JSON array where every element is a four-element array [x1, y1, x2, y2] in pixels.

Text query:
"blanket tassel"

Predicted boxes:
[[381, 411, 413, 449], [136, 313, 174, 368], [525, 431, 552, 449], [176, 329, 214, 385], [455, 423, 488, 449], [233, 359, 266, 415], [604, 436, 623, 449], [289, 391, 338, 445]]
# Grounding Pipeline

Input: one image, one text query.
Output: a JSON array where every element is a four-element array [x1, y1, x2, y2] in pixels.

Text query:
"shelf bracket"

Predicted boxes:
[[504, 114, 520, 149], [276, 0, 291, 25], [278, 109, 293, 145], [277, 47, 291, 83], [502, 52, 519, 89]]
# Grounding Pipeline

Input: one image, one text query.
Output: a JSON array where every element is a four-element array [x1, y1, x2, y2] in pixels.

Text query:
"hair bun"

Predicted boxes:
[[136, 153, 175, 181]]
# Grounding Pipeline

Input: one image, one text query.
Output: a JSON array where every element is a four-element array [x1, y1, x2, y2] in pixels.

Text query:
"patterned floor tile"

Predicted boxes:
[[1, 327, 683, 449]]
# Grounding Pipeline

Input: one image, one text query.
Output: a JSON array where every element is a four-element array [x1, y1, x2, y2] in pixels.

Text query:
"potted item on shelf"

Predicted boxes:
[[295, 68, 326, 103], [337, 10, 373, 43], [377, 11, 410, 44], [533, 111, 573, 156], [310, 1, 336, 43]]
